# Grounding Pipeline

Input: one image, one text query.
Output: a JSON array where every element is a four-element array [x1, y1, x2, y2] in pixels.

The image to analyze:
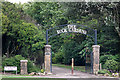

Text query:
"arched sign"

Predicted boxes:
[[46, 24, 97, 45], [57, 25, 87, 35]]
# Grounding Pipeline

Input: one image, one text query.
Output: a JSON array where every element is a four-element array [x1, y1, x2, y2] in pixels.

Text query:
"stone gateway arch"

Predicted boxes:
[[44, 24, 100, 74]]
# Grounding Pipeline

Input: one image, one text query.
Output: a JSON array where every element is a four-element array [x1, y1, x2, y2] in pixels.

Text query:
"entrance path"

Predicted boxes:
[[51, 66, 116, 78], [2, 66, 119, 79]]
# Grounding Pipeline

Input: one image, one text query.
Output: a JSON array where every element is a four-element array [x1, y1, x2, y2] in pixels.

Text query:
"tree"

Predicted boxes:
[[3, 1, 120, 67], [23, 2, 67, 30], [2, 2, 45, 65]]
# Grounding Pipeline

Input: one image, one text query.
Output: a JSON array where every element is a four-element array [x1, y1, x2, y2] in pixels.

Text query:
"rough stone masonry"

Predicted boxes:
[[44, 45, 52, 74], [92, 45, 100, 74], [20, 60, 28, 75]]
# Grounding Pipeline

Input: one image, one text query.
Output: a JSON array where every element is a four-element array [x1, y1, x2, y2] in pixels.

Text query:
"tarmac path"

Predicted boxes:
[[51, 66, 116, 78], [2, 66, 119, 79]]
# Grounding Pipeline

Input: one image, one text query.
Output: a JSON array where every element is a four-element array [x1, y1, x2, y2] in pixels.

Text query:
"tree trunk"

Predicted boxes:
[[114, 4, 120, 38], [6, 41, 11, 58]]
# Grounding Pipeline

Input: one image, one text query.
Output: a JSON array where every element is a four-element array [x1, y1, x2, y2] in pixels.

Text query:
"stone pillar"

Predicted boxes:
[[20, 60, 28, 75], [44, 45, 52, 74], [92, 45, 100, 74]]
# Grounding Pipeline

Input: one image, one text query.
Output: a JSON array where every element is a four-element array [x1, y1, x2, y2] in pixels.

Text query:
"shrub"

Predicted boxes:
[[52, 57, 57, 64], [2, 55, 38, 73], [100, 55, 117, 66], [98, 70, 107, 74], [27, 60, 39, 73], [103, 59, 119, 72], [53, 52, 64, 64], [2, 55, 25, 73], [40, 69, 44, 73]]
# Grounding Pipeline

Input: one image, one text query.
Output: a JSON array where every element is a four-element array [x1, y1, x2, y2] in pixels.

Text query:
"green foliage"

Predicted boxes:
[[52, 52, 64, 64], [98, 70, 107, 74], [16, 22, 45, 58], [62, 40, 85, 66], [2, 13, 10, 34], [100, 55, 117, 65], [98, 25, 120, 55], [23, 2, 120, 67], [2, 2, 45, 65], [2, 1, 120, 68], [100, 55, 120, 72], [27, 60, 39, 73], [2, 55, 25, 73], [2, 55, 38, 73], [2, 2, 22, 23], [114, 54, 120, 62], [23, 2, 66, 30], [40, 69, 44, 73], [52, 57, 57, 64], [103, 59, 119, 72], [79, 37, 93, 58]]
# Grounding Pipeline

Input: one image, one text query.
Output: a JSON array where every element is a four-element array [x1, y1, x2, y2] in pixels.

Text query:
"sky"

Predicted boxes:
[[6, 0, 32, 4]]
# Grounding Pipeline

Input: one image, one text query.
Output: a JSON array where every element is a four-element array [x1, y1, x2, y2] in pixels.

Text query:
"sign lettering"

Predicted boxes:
[[4, 66, 17, 75], [4, 66, 17, 71], [57, 25, 87, 35]]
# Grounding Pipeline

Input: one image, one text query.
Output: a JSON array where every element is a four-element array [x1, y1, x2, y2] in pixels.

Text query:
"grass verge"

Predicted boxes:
[[2, 78, 67, 80]]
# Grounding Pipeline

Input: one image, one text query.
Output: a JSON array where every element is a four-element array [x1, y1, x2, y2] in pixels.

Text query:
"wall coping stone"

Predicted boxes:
[[20, 60, 28, 62], [45, 45, 51, 48], [92, 45, 100, 48]]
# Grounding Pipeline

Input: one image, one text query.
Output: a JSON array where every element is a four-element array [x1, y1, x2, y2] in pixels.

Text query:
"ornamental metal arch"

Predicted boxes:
[[45, 24, 99, 74], [46, 24, 97, 45]]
